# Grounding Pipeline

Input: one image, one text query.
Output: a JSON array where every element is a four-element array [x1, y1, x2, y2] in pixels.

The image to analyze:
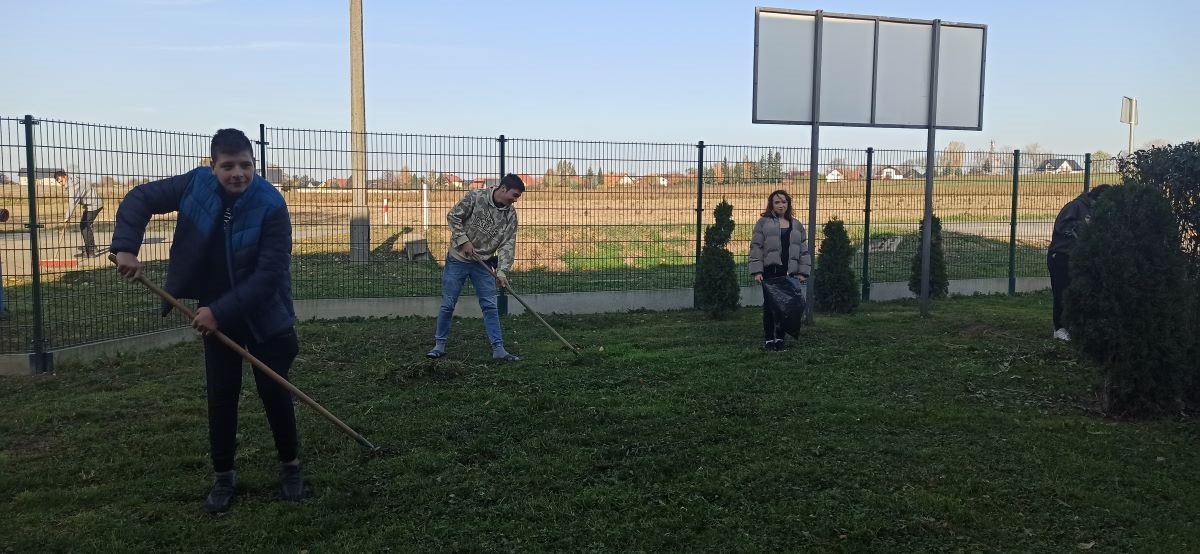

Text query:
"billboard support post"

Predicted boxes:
[[753, 7, 986, 317]]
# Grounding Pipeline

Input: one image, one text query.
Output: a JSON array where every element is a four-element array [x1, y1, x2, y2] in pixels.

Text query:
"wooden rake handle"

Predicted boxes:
[[472, 255, 580, 355], [108, 253, 377, 450]]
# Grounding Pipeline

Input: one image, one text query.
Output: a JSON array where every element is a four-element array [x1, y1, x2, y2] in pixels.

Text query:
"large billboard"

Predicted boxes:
[[753, 8, 986, 130]]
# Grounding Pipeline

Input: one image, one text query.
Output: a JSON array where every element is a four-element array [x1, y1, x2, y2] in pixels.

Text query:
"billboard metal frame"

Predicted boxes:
[[752, 7, 988, 317]]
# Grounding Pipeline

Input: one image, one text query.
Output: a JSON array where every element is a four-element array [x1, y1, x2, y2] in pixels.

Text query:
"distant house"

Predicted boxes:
[[469, 177, 500, 189], [1041, 159, 1084, 173], [877, 165, 902, 180], [18, 167, 65, 186], [444, 174, 464, 188], [322, 177, 349, 188], [665, 173, 690, 186], [642, 175, 669, 187], [603, 173, 635, 187], [517, 174, 539, 187], [903, 167, 926, 179], [824, 169, 843, 182]]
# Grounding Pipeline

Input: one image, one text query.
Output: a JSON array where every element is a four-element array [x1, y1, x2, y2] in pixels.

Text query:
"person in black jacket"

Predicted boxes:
[[1047, 184, 1112, 341], [110, 129, 305, 514]]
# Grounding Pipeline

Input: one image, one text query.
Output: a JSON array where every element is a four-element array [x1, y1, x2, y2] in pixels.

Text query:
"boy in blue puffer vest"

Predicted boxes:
[[110, 128, 304, 514]]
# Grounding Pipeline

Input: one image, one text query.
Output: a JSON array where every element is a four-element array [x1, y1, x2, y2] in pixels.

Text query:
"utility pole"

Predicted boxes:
[[349, 0, 370, 262]]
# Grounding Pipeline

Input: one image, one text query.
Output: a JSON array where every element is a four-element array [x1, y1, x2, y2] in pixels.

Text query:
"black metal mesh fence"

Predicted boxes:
[[1, 115, 1104, 355], [505, 138, 701, 291], [1, 117, 208, 354], [263, 128, 499, 299]]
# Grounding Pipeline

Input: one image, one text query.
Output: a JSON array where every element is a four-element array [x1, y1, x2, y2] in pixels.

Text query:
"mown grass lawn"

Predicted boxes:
[[2, 292, 1197, 552]]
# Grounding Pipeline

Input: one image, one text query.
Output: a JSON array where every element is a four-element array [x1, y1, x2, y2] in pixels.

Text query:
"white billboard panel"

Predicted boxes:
[[874, 21, 933, 126], [936, 25, 986, 128], [752, 8, 986, 130], [1120, 96, 1138, 124], [819, 17, 875, 125], [753, 11, 815, 123]]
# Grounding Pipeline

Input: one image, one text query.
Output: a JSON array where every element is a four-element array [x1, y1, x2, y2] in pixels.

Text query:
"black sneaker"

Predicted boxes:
[[279, 463, 306, 501], [773, 339, 788, 352], [204, 470, 236, 514]]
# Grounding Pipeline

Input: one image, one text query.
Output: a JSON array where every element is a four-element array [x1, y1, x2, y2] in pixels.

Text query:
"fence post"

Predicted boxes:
[[1008, 150, 1020, 296], [694, 141, 705, 309], [257, 124, 269, 179], [498, 135, 507, 178], [862, 147, 873, 301], [1083, 152, 1092, 194], [497, 135, 508, 316], [21, 115, 51, 373]]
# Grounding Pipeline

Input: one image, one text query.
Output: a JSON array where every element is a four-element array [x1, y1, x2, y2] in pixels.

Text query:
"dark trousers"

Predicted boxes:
[[1048, 252, 1070, 330], [203, 326, 300, 473], [761, 265, 788, 341], [79, 208, 101, 255]]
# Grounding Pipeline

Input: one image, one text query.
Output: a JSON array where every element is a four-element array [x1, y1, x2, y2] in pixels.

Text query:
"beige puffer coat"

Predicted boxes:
[[748, 215, 811, 277]]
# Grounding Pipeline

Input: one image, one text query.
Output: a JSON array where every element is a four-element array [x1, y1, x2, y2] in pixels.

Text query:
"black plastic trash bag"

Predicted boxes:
[[762, 276, 807, 338]]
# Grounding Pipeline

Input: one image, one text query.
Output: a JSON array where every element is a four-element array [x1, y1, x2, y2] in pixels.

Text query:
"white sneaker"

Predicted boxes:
[[1053, 328, 1070, 341]]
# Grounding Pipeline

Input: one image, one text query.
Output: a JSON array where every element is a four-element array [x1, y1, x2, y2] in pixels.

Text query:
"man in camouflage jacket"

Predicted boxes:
[[427, 173, 525, 361]]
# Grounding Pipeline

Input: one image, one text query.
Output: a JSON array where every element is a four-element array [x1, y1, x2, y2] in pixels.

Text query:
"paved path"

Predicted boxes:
[[0, 227, 347, 277]]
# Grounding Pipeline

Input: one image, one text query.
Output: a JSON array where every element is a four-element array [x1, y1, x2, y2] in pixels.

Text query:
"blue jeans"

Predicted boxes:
[[434, 255, 503, 348]]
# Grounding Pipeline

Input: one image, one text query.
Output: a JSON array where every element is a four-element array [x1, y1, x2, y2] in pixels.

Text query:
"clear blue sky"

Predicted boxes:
[[5, 0, 1196, 155]]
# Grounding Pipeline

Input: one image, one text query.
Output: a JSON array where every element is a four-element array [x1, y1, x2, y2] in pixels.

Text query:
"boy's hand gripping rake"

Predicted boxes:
[[108, 253, 377, 450], [473, 256, 580, 355]]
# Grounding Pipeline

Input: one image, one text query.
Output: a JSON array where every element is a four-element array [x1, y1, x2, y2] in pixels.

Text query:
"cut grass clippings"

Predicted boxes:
[[1, 292, 1197, 552]]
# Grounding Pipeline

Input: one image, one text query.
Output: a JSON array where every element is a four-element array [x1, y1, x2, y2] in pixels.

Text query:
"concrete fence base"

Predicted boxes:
[[0, 277, 1050, 376]]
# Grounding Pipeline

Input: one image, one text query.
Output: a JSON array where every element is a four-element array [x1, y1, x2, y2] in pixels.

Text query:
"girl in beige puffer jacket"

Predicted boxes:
[[749, 189, 811, 351]]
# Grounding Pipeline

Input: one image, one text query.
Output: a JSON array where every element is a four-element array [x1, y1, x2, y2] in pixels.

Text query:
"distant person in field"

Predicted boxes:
[[55, 170, 104, 258], [1047, 184, 1112, 341], [427, 173, 524, 361], [749, 189, 811, 351], [110, 128, 306, 514]]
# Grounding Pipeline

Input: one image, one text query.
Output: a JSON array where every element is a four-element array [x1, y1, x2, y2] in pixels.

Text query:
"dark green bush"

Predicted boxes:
[[1119, 142, 1200, 407], [1065, 184, 1196, 417], [695, 200, 740, 319], [908, 215, 948, 299], [814, 218, 859, 313]]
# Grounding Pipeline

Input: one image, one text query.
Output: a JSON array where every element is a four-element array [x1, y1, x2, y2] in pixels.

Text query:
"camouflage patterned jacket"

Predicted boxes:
[[445, 185, 519, 278]]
